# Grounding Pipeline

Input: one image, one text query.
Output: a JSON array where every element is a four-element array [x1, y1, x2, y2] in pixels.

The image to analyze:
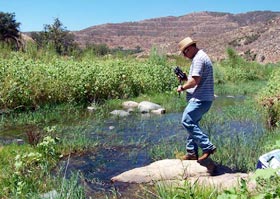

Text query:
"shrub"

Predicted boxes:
[[214, 48, 274, 83], [0, 54, 177, 109], [0, 136, 60, 198], [258, 67, 280, 128]]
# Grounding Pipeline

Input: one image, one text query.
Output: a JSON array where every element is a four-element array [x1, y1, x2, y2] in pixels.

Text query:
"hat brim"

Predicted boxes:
[[179, 41, 197, 53], [178, 42, 196, 56]]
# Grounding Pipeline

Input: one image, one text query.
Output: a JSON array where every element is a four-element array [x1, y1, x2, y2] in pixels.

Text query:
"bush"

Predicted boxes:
[[214, 48, 274, 84], [258, 67, 280, 128], [0, 136, 60, 198], [0, 54, 177, 109]]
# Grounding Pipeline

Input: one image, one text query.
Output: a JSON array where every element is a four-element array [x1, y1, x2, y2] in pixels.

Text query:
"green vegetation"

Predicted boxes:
[[258, 67, 280, 128], [30, 18, 78, 56], [1, 31, 280, 198], [0, 12, 21, 50], [215, 48, 274, 84], [0, 53, 177, 110], [0, 137, 85, 198], [3, 12, 280, 198]]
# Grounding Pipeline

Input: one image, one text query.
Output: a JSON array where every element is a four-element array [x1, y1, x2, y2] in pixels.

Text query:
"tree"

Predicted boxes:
[[0, 12, 21, 49], [31, 18, 78, 55], [84, 43, 110, 56]]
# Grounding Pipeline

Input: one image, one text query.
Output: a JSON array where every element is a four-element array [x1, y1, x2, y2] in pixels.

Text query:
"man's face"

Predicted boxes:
[[183, 46, 192, 58], [183, 45, 195, 59]]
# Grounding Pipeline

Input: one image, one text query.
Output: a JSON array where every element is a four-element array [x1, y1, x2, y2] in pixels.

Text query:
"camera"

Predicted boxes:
[[173, 66, 187, 80]]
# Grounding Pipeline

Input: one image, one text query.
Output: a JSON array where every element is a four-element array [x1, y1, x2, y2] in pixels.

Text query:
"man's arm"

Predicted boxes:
[[177, 76, 201, 92]]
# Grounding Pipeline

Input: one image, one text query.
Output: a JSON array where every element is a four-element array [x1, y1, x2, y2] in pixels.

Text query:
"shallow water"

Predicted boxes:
[[0, 96, 264, 198], [58, 96, 263, 198], [58, 112, 184, 198]]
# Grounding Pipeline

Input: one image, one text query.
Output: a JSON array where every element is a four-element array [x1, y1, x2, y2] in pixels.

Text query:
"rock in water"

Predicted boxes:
[[111, 159, 250, 190], [111, 159, 210, 183]]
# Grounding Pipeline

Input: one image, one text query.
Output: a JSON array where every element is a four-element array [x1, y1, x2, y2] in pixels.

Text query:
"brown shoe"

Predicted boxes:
[[198, 148, 216, 161], [182, 154, 198, 160]]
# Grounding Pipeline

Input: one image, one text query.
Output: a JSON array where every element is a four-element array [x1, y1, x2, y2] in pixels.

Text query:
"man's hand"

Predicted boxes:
[[177, 76, 201, 93], [177, 85, 184, 92]]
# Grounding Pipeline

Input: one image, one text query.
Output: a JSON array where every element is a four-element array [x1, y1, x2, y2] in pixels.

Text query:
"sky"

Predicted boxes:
[[1, 0, 280, 32]]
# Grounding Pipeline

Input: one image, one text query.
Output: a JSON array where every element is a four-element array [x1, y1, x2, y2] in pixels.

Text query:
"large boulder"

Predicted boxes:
[[111, 159, 209, 183], [111, 159, 251, 190]]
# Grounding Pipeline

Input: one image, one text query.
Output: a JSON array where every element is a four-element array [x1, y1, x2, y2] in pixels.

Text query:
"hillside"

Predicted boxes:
[[73, 11, 280, 63]]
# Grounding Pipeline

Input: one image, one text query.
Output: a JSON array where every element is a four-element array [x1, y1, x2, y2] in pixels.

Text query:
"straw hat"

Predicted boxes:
[[178, 37, 197, 52]]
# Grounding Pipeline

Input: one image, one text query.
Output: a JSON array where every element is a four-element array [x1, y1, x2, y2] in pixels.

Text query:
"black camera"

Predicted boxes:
[[173, 66, 187, 80]]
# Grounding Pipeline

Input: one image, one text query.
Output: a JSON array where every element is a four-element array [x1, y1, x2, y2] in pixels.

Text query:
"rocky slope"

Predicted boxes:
[[73, 11, 280, 63]]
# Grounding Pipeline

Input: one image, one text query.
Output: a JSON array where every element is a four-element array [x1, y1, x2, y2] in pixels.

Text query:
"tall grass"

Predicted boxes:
[[152, 181, 219, 199]]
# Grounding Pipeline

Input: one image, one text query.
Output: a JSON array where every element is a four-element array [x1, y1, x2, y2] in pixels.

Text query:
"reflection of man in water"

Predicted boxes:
[[176, 37, 216, 161]]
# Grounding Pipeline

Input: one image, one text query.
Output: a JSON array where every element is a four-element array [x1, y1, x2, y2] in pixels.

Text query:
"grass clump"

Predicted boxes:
[[0, 136, 87, 198]]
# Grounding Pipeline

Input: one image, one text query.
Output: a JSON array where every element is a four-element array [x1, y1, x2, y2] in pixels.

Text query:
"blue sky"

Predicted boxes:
[[1, 0, 280, 32]]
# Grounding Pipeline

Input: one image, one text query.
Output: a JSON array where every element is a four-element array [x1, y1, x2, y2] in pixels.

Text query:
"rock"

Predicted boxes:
[[127, 108, 135, 113], [111, 159, 251, 190], [13, 139, 24, 145], [141, 113, 151, 118], [138, 101, 162, 113], [122, 101, 139, 109], [157, 172, 250, 190], [40, 190, 58, 199], [110, 110, 129, 117], [111, 159, 210, 183], [109, 126, 115, 130], [87, 106, 97, 112], [151, 108, 166, 115]]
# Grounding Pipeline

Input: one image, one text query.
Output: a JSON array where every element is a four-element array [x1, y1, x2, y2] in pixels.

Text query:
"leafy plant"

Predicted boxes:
[[0, 136, 60, 197], [257, 67, 280, 128]]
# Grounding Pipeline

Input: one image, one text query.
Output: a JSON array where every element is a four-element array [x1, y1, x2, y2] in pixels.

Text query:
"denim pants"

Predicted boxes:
[[181, 100, 215, 155]]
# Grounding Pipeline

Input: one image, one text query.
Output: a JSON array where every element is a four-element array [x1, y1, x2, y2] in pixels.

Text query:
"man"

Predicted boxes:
[[177, 37, 216, 161]]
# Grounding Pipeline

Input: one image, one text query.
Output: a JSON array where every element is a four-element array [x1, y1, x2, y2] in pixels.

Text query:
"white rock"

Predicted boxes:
[[111, 159, 209, 183], [122, 101, 139, 109], [138, 101, 162, 113], [151, 108, 166, 115], [14, 139, 24, 145], [156, 172, 250, 190], [41, 190, 58, 199], [109, 126, 115, 130], [127, 108, 135, 113], [111, 159, 251, 190], [110, 110, 129, 117], [87, 106, 97, 111]]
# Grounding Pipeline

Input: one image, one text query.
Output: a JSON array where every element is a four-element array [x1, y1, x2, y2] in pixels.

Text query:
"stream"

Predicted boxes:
[[0, 96, 264, 198]]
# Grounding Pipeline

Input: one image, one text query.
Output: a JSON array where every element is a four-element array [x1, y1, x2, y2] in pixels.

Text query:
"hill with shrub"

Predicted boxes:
[[73, 11, 280, 63]]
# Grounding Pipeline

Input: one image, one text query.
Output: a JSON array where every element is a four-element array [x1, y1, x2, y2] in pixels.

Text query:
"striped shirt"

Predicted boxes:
[[186, 50, 214, 101]]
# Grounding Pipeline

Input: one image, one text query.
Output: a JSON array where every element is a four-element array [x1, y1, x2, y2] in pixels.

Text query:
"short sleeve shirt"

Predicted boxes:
[[186, 50, 214, 101]]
